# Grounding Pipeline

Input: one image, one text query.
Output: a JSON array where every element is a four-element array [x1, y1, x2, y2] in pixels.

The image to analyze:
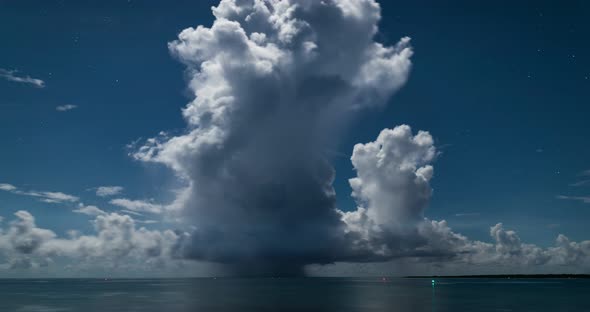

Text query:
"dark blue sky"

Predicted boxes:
[[1, 0, 589, 248]]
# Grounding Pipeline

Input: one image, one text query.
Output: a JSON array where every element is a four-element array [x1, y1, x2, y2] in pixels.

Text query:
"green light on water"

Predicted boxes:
[[431, 279, 435, 286]]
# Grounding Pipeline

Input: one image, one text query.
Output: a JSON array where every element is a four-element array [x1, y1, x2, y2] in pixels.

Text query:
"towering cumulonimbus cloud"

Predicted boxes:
[[130, 0, 590, 276], [133, 0, 413, 275]]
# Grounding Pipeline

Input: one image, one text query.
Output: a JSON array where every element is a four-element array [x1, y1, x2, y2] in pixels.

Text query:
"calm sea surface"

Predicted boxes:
[[0, 278, 588, 311]]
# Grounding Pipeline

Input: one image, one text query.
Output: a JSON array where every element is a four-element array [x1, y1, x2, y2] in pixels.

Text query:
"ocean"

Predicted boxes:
[[0, 277, 588, 311]]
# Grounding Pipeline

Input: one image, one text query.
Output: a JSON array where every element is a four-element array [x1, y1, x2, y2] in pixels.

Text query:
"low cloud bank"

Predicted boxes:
[[0, 210, 182, 272]]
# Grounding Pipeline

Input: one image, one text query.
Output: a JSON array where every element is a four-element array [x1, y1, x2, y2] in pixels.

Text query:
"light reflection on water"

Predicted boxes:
[[0, 278, 587, 312]]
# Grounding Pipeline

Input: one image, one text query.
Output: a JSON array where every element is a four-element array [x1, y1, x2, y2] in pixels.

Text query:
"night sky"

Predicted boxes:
[[0, 0, 589, 276]]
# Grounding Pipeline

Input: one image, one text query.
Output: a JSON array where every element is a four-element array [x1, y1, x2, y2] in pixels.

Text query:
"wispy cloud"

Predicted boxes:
[[73, 204, 106, 216], [73, 204, 156, 223], [0, 183, 79, 204], [136, 220, 158, 224], [557, 195, 590, 204], [121, 209, 143, 216], [454, 212, 481, 217], [35, 191, 79, 203], [110, 198, 164, 214], [0, 68, 45, 88], [568, 170, 590, 187], [95, 186, 124, 197], [570, 179, 590, 187], [56, 104, 77, 112]]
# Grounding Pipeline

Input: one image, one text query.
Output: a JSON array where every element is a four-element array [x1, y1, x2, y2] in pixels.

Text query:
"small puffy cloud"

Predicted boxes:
[[95, 186, 124, 197], [0, 183, 17, 191], [4, 211, 56, 255], [0, 68, 45, 88], [55, 104, 77, 112]]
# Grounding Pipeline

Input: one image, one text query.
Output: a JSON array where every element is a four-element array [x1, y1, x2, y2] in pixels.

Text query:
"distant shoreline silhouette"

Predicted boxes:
[[406, 274, 590, 279]]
